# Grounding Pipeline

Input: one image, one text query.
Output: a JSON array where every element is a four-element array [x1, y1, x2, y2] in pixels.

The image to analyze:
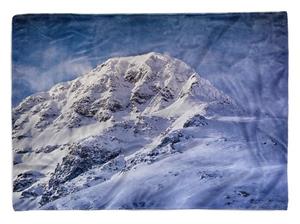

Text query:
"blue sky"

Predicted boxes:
[[12, 13, 288, 117]]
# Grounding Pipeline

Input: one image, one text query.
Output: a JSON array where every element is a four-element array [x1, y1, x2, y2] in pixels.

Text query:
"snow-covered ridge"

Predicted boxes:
[[12, 52, 237, 146], [12, 53, 286, 210]]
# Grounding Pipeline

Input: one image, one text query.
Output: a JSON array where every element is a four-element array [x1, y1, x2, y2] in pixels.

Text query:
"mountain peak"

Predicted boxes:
[[12, 53, 245, 210], [106, 52, 170, 63], [13, 53, 237, 132]]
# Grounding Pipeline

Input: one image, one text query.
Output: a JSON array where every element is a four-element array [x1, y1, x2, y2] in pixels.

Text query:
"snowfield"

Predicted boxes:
[[12, 52, 287, 210]]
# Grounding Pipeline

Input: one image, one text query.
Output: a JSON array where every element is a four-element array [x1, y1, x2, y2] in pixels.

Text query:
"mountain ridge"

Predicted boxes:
[[12, 52, 238, 146]]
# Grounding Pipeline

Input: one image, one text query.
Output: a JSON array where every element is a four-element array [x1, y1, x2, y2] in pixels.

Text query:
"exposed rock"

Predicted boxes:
[[15, 147, 32, 154], [125, 67, 147, 83], [40, 139, 120, 205], [183, 114, 208, 128], [96, 111, 111, 122], [160, 87, 174, 101], [14, 93, 48, 116], [131, 91, 153, 105], [107, 100, 123, 112], [15, 133, 31, 140], [73, 96, 98, 117], [35, 145, 60, 153], [67, 113, 82, 128], [13, 171, 45, 192], [21, 183, 45, 198], [158, 130, 183, 148]]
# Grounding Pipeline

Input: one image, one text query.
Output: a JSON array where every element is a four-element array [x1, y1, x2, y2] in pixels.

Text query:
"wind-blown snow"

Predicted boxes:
[[12, 52, 287, 210]]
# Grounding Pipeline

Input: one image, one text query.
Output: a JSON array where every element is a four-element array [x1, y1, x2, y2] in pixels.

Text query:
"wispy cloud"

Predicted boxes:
[[13, 57, 92, 93]]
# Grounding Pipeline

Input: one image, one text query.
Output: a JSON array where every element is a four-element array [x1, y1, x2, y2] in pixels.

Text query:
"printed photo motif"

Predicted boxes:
[[12, 13, 288, 210]]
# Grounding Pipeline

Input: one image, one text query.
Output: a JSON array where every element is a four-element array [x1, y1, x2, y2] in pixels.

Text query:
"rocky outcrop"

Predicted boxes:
[[13, 171, 45, 192], [40, 139, 120, 205], [183, 114, 208, 128]]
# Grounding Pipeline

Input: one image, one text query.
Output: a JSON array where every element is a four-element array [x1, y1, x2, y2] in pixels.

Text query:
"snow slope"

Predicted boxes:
[[12, 52, 287, 210]]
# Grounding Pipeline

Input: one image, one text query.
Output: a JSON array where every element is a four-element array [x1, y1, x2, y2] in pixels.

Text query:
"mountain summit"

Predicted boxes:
[[12, 52, 236, 149], [12, 53, 286, 210]]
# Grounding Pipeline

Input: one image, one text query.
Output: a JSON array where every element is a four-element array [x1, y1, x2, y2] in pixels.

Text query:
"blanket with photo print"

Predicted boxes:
[[12, 12, 288, 210]]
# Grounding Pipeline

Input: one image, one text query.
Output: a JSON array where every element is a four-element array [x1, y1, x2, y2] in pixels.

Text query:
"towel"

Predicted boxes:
[[12, 12, 288, 210]]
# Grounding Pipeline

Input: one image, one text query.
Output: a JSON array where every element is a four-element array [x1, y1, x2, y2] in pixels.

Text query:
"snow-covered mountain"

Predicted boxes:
[[12, 52, 287, 210]]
